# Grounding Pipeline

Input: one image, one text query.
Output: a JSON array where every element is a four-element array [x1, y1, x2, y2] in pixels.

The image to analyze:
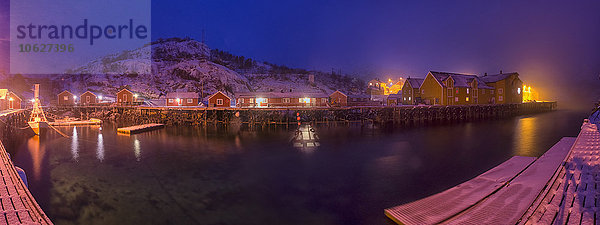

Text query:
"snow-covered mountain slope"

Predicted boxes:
[[53, 37, 364, 99]]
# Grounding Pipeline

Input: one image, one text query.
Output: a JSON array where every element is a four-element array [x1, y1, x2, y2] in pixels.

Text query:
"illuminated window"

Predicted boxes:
[[240, 98, 244, 103], [517, 88, 521, 94], [64, 96, 68, 100], [499, 96, 503, 101], [249, 98, 254, 103], [321, 98, 327, 103], [466, 88, 469, 94], [455, 97, 458, 102], [408, 97, 411, 101], [466, 97, 469, 101], [217, 99, 223, 105], [403, 97, 406, 101], [283, 98, 290, 103], [168, 99, 173, 103], [498, 88, 503, 94], [455, 88, 459, 94]]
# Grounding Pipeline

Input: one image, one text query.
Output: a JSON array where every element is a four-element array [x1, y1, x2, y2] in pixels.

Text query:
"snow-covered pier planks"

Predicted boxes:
[[385, 136, 577, 224], [384, 156, 536, 225], [117, 123, 164, 134]]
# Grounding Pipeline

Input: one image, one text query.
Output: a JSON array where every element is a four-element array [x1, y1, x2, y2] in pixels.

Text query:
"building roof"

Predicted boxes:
[[330, 90, 348, 97], [406, 78, 425, 88], [166, 92, 199, 99], [388, 93, 402, 98], [0, 90, 21, 101], [236, 92, 328, 98], [58, 90, 74, 96], [207, 91, 232, 100], [347, 94, 371, 99], [117, 88, 133, 94], [80, 91, 97, 97], [480, 72, 519, 83], [429, 71, 494, 89]]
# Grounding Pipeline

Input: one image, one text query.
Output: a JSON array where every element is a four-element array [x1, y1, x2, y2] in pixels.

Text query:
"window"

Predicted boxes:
[[455, 97, 459, 102], [168, 99, 173, 103], [448, 88, 453, 97], [421, 89, 424, 94], [124, 95, 127, 101], [187, 99, 193, 103], [517, 88, 521, 94], [241, 98, 244, 103], [491, 90, 494, 95], [498, 88, 503, 94], [466, 88, 470, 94], [321, 98, 327, 103], [455, 88, 459, 94], [217, 99, 223, 105], [408, 90, 412, 94], [86, 96, 90, 102], [283, 98, 290, 103], [249, 98, 254, 103], [466, 97, 469, 102], [403, 97, 406, 101], [63, 96, 68, 100], [499, 96, 503, 101]]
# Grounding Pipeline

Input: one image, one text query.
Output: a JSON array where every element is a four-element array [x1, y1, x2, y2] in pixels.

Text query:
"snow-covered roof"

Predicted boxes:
[[348, 94, 371, 99], [480, 72, 519, 83], [166, 92, 199, 99], [429, 71, 494, 89], [236, 92, 328, 98], [406, 78, 425, 88], [388, 93, 402, 98]]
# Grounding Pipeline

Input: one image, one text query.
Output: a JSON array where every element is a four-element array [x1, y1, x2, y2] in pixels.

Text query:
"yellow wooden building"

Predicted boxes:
[[419, 71, 495, 105], [480, 72, 523, 104], [401, 78, 424, 105]]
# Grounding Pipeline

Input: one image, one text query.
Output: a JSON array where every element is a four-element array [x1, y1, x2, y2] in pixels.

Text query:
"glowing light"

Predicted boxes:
[[256, 97, 267, 106], [176, 98, 181, 103], [134, 138, 141, 161], [30, 99, 35, 103], [73, 95, 77, 100], [8, 97, 13, 101], [98, 95, 103, 100], [301, 97, 311, 103], [71, 128, 79, 161], [96, 133, 104, 162], [134, 94, 139, 98], [517, 88, 521, 94]]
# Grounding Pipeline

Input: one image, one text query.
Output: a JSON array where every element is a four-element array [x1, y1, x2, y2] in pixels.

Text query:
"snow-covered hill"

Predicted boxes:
[[53, 37, 365, 99]]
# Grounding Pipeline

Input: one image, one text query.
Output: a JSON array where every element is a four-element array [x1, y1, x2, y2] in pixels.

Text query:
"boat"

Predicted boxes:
[[28, 84, 48, 135]]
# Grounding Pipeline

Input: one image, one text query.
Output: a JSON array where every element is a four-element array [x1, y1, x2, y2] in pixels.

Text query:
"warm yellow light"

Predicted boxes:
[[176, 98, 180, 103], [73, 95, 77, 99], [134, 94, 138, 98], [9, 97, 13, 101]]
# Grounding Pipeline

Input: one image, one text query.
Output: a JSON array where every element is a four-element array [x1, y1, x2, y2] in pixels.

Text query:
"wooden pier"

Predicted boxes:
[[0, 110, 52, 225], [385, 119, 599, 224], [47, 118, 102, 126], [117, 123, 165, 134]]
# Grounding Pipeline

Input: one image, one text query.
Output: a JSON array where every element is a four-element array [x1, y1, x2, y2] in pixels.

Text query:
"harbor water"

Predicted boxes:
[[2, 109, 590, 225]]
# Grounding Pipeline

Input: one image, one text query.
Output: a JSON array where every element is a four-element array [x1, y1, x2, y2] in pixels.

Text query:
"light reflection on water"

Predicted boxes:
[[4, 110, 590, 225]]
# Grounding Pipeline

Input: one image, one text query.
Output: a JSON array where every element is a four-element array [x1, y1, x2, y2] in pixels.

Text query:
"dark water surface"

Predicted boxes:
[[3, 110, 590, 225]]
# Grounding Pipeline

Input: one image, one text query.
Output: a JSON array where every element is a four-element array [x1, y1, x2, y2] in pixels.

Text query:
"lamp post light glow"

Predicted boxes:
[[9, 97, 13, 101]]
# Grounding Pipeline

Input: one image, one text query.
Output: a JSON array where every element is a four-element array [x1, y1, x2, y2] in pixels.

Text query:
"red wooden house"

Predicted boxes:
[[117, 89, 134, 105], [57, 90, 75, 106], [0, 89, 22, 110], [80, 91, 98, 105], [166, 92, 199, 106], [207, 91, 231, 107]]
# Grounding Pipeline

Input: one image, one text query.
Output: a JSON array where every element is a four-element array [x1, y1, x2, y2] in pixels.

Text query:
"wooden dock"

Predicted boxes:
[[117, 123, 164, 134], [0, 140, 52, 224], [47, 118, 102, 126], [385, 130, 583, 224]]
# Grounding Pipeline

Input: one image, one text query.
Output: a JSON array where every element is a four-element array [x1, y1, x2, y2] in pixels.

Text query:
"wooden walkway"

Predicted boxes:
[[0, 141, 52, 224], [385, 132, 580, 224], [117, 123, 164, 134]]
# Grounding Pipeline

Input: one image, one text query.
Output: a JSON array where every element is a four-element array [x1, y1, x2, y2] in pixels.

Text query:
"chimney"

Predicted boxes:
[[500, 70, 503, 74]]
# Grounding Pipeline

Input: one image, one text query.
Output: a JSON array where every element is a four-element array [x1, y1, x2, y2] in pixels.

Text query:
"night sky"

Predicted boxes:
[[2, 1, 600, 108]]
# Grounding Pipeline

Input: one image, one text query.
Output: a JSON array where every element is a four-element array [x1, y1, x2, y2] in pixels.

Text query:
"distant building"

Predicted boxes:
[[80, 91, 97, 105], [236, 92, 329, 108], [420, 71, 494, 105], [57, 90, 76, 106], [117, 88, 134, 106], [387, 93, 402, 106], [207, 91, 231, 107], [481, 71, 523, 104], [367, 79, 385, 95], [347, 94, 376, 106], [166, 92, 199, 107], [0, 89, 22, 110], [401, 78, 424, 105], [329, 90, 348, 107]]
